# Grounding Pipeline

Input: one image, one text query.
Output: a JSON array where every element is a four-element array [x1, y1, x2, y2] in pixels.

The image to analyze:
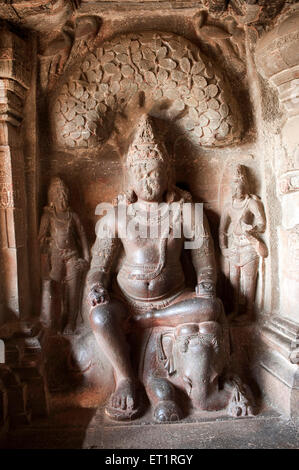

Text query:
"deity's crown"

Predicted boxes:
[[126, 114, 170, 167]]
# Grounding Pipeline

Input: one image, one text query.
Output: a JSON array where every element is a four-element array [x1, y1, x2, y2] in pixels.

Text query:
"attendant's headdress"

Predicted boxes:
[[48, 177, 69, 205], [232, 164, 248, 184]]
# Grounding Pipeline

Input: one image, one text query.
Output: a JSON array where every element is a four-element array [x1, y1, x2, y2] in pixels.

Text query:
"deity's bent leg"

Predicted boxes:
[[135, 296, 223, 328], [89, 300, 139, 419]]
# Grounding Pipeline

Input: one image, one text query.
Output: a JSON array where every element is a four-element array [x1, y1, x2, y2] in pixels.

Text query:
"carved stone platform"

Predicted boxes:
[[253, 316, 299, 418], [1, 404, 298, 449]]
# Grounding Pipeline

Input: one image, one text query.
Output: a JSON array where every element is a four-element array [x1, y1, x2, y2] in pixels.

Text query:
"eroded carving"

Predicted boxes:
[[194, 12, 247, 76], [219, 164, 268, 322], [39, 15, 101, 91], [39, 177, 90, 333], [279, 169, 299, 195], [52, 31, 241, 149], [86, 115, 254, 422]]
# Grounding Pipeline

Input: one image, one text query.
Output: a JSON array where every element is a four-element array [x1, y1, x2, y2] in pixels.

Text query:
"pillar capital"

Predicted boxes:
[[0, 25, 30, 128]]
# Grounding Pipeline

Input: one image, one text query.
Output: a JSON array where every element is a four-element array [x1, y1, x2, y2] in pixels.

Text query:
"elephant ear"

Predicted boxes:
[[157, 332, 176, 376]]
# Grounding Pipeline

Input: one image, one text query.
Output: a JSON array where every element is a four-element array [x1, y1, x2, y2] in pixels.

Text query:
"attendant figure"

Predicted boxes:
[[219, 164, 267, 322], [39, 177, 89, 333]]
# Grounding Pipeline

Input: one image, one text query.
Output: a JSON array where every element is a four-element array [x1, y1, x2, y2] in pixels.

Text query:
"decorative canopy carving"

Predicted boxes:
[[51, 31, 241, 149], [0, 1, 293, 36]]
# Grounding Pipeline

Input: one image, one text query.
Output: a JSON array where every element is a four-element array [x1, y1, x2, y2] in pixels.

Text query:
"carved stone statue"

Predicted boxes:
[[39, 177, 90, 334], [219, 164, 268, 322], [86, 116, 253, 422]]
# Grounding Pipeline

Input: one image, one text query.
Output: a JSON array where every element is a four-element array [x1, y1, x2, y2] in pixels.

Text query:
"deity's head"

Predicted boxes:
[[231, 164, 249, 200], [48, 177, 70, 212], [125, 115, 173, 203]]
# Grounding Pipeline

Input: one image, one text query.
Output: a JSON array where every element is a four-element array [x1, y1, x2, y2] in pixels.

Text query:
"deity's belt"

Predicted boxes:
[[119, 261, 181, 276], [113, 278, 186, 316]]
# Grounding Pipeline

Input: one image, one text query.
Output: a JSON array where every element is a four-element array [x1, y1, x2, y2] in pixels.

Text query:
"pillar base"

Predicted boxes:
[[254, 316, 299, 418]]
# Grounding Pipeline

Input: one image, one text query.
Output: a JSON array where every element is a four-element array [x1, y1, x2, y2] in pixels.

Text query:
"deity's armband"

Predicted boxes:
[[87, 235, 120, 289]]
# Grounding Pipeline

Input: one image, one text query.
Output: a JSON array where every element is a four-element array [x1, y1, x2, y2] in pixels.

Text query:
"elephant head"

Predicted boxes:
[[157, 321, 227, 407]]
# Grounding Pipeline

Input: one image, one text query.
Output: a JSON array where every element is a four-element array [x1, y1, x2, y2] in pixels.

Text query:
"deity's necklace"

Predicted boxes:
[[128, 202, 170, 224], [127, 201, 182, 281]]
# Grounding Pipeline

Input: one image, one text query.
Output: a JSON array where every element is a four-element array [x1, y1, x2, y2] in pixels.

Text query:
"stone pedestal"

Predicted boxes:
[[0, 327, 50, 429], [255, 316, 299, 417]]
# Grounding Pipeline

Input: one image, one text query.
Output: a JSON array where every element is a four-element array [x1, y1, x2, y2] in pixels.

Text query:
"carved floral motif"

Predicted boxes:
[[52, 31, 241, 149]]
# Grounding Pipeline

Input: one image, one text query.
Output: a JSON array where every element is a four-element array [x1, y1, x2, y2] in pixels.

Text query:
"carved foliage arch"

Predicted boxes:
[[51, 31, 242, 149]]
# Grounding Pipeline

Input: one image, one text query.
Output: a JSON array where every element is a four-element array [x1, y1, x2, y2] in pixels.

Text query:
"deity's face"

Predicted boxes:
[[130, 159, 168, 202], [51, 186, 69, 212], [231, 179, 247, 200]]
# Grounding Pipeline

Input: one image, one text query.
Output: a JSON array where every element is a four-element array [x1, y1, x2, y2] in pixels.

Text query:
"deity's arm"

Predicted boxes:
[[73, 212, 90, 261], [185, 204, 217, 286], [86, 210, 120, 291]]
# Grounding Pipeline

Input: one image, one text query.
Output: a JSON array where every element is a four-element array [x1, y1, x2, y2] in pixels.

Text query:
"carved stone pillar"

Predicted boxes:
[[255, 6, 299, 417], [0, 25, 31, 324]]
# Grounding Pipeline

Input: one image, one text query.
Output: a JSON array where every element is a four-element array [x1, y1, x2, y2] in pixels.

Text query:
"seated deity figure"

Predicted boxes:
[[86, 115, 253, 422], [39, 177, 90, 333], [219, 164, 267, 322]]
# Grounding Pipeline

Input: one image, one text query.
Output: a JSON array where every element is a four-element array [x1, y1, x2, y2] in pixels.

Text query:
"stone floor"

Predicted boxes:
[[1, 404, 298, 449]]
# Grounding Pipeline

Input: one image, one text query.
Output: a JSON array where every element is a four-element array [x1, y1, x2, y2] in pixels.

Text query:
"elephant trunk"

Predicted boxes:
[[173, 321, 223, 410]]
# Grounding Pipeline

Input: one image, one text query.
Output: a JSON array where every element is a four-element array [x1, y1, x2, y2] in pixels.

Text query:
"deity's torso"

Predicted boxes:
[[116, 203, 186, 301]]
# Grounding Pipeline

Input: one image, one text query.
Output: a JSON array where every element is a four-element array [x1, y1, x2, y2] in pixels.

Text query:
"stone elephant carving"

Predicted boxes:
[[140, 319, 254, 421]]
